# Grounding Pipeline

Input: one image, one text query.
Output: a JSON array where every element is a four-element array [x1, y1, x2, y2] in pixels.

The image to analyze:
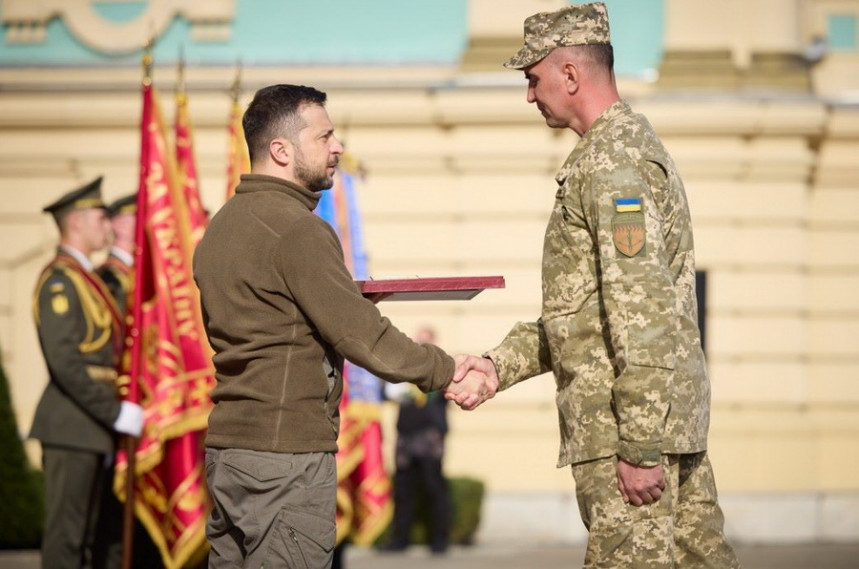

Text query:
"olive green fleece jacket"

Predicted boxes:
[[194, 174, 454, 453]]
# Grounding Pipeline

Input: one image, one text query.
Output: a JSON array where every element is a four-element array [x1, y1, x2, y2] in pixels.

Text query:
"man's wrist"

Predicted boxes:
[[617, 440, 662, 467]]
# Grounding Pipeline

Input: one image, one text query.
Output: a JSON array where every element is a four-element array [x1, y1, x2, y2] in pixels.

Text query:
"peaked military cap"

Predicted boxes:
[[504, 2, 611, 70], [106, 194, 137, 218], [42, 176, 107, 224]]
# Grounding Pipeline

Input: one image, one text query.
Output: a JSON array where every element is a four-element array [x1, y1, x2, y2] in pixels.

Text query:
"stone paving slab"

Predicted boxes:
[[3, 542, 858, 568]]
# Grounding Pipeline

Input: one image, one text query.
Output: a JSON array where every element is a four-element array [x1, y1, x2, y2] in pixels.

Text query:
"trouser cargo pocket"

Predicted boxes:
[[265, 507, 335, 569]]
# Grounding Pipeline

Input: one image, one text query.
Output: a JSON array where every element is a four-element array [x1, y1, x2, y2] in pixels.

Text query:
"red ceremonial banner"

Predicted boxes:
[[114, 76, 214, 569], [174, 85, 208, 244]]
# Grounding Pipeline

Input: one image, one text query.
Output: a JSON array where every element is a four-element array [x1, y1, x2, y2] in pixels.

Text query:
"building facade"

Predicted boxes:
[[1, 0, 857, 544]]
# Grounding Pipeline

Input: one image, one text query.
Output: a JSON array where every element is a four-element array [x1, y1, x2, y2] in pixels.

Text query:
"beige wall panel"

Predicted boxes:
[[447, 125, 574, 161], [469, 0, 566, 36], [811, 188, 859, 223], [708, 406, 817, 490], [809, 319, 859, 357], [0, 128, 138, 164], [825, 107, 859, 137], [362, 217, 546, 264], [375, 304, 539, 359], [708, 431, 817, 491], [693, 224, 806, 267], [708, 270, 806, 311], [664, 0, 740, 51], [434, 89, 538, 124], [744, 0, 802, 51], [808, 363, 859, 404], [361, 176, 462, 217], [360, 173, 556, 217], [809, 228, 859, 268], [346, 124, 566, 165], [657, 137, 747, 179], [817, 434, 859, 491], [809, 273, 859, 312], [0, 177, 100, 214], [708, 360, 807, 404], [756, 102, 828, 136], [641, 102, 766, 136], [708, 314, 806, 356], [815, 140, 859, 187], [745, 138, 815, 180], [328, 91, 437, 126], [684, 181, 808, 222], [460, 175, 557, 215], [8, 248, 56, 462], [0, 93, 138, 128], [0, 221, 53, 267], [445, 403, 571, 492], [812, 54, 859, 98]]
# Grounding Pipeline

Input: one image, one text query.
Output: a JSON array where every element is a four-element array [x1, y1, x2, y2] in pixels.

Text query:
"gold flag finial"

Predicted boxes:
[[142, 32, 155, 86], [176, 48, 186, 96], [230, 60, 242, 103]]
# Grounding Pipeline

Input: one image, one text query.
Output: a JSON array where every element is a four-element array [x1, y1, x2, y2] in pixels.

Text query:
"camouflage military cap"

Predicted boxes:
[[504, 2, 611, 70]]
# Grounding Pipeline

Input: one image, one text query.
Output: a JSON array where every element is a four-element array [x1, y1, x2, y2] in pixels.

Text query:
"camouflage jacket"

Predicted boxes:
[[487, 101, 710, 468]]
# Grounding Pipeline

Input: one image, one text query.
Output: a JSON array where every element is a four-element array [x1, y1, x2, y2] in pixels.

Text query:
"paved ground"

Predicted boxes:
[[4, 542, 859, 569], [345, 543, 859, 569]]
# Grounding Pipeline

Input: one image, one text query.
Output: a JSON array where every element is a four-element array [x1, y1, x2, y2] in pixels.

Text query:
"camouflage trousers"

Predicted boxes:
[[571, 452, 740, 569]]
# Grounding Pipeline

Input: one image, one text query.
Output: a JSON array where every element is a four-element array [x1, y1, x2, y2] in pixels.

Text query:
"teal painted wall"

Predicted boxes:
[[0, 0, 468, 66], [600, 0, 665, 77], [0, 0, 663, 75]]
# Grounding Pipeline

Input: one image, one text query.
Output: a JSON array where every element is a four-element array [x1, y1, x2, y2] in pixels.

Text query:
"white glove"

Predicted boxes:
[[384, 382, 413, 403], [113, 401, 144, 437]]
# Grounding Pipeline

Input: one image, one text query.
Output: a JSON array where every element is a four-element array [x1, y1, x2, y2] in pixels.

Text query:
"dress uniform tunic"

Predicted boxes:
[[31, 249, 123, 569]]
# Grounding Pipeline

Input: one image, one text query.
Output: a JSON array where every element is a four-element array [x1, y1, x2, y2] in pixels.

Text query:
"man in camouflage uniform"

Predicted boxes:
[[452, 4, 739, 567], [30, 176, 144, 569]]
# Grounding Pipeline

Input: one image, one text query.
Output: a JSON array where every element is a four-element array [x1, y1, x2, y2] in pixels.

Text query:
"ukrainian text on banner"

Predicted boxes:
[[114, 76, 214, 569], [316, 166, 393, 546]]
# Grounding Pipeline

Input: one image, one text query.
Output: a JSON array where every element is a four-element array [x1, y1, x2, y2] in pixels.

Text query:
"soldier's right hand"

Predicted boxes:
[[113, 401, 144, 437]]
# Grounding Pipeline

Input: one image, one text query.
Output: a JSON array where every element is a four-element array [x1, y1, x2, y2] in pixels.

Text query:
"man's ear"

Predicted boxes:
[[269, 137, 292, 167], [563, 61, 580, 95]]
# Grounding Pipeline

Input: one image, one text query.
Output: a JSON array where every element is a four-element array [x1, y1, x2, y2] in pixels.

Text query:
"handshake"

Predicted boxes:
[[443, 355, 499, 411]]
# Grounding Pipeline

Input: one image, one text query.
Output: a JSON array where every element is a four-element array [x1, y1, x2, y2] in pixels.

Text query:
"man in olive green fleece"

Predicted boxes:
[[194, 84, 493, 569]]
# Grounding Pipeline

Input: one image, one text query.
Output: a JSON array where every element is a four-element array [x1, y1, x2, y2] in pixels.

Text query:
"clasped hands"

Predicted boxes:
[[443, 354, 499, 410]]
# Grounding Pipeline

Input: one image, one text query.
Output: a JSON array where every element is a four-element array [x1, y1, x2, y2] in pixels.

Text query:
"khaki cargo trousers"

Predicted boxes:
[[572, 452, 740, 569], [205, 448, 337, 569]]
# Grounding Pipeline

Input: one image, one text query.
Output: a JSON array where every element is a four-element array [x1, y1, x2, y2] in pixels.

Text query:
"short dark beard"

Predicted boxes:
[[294, 148, 333, 192]]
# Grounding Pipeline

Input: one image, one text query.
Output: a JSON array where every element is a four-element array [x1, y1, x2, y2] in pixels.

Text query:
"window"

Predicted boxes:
[[828, 14, 857, 50], [696, 270, 707, 354]]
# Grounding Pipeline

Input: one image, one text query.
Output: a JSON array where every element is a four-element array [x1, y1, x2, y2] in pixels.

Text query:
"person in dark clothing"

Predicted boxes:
[[383, 327, 450, 555]]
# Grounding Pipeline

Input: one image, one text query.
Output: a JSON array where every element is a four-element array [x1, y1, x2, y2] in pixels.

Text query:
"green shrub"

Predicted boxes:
[[0, 352, 44, 549], [375, 476, 485, 546]]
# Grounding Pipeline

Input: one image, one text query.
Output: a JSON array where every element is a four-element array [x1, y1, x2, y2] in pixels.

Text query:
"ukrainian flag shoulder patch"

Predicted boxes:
[[615, 198, 642, 213]]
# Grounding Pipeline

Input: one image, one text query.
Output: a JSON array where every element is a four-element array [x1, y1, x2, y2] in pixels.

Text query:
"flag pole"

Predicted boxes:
[[121, 35, 153, 569]]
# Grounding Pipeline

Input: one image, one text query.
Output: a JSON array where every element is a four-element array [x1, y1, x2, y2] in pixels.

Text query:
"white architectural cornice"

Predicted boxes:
[[1, 0, 234, 53]]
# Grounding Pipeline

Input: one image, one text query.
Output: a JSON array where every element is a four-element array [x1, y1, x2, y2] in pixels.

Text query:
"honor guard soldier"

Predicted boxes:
[[30, 176, 144, 569], [97, 193, 136, 316]]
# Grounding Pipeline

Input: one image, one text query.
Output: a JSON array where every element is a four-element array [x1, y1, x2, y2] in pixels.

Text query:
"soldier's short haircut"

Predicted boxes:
[[243, 84, 328, 165], [575, 43, 614, 72]]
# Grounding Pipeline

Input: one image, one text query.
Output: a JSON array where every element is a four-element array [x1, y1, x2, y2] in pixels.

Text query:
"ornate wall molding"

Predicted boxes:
[[2, 0, 235, 54]]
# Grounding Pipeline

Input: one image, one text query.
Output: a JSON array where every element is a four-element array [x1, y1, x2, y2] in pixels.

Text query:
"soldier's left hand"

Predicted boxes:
[[616, 459, 665, 507]]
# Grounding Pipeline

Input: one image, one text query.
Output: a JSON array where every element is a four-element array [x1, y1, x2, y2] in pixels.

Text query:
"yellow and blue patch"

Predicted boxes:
[[615, 198, 642, 213]]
